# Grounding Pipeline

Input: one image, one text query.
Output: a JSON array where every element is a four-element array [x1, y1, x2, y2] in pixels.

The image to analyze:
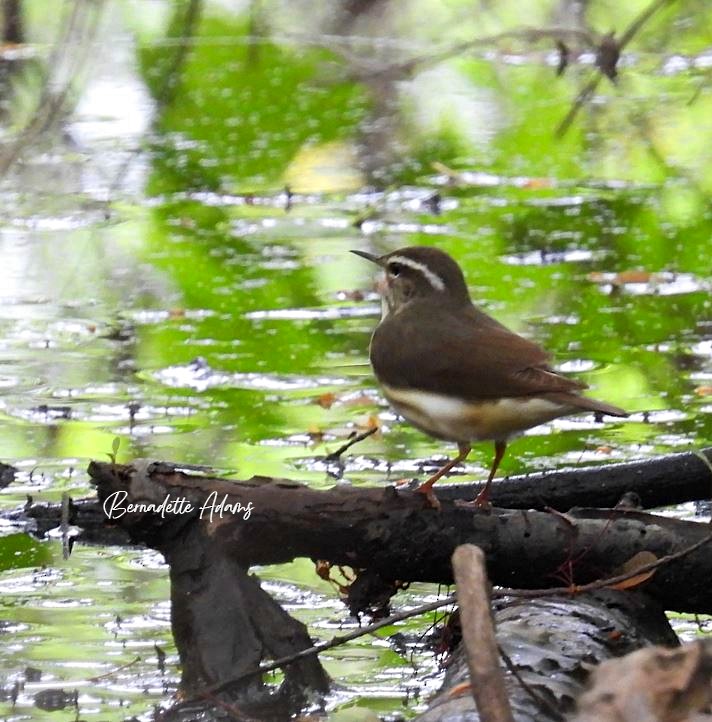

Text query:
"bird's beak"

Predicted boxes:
[[350, 249, 383, 266]]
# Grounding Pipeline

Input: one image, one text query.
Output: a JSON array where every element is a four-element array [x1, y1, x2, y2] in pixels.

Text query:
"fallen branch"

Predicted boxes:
[[435, 446, 712, 511], [86, 457, 712, 614], [10, 448, 710, 543], [80, 452, 712, 719]]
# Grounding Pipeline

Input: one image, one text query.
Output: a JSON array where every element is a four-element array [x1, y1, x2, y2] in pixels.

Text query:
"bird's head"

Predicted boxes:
[[351, 246, 470, 317]]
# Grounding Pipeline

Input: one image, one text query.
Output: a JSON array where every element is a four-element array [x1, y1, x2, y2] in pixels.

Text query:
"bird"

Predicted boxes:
[[351, 245, 627, 508]]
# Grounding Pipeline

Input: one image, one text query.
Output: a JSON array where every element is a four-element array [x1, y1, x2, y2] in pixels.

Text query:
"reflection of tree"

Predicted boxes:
[[324, 0, 679, 139], [3, 0, 23, 44], [556, 0, 677, 135], [153, 0, 203, 109], [0, 0, 104, 177]]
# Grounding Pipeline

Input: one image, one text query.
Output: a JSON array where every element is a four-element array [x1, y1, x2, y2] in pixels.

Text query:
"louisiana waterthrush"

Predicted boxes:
[[352, 246, 627, 507]]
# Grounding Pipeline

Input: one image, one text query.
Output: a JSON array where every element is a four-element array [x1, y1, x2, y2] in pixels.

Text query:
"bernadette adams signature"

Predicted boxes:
[[102, 490, 254, 522]]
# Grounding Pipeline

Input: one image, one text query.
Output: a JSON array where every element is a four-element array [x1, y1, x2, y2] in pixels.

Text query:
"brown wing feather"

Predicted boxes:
[[371, 300, 585, 401]]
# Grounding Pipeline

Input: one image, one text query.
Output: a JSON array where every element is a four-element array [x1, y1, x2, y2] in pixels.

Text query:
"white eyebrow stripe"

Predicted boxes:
[[388, 255, 446, 291]]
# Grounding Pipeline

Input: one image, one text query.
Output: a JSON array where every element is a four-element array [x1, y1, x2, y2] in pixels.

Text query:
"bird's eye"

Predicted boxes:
[[387, 262, 403, 276]]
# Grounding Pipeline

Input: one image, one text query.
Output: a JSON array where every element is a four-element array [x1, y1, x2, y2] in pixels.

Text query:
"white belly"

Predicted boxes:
[[381, 384, 569, 443]]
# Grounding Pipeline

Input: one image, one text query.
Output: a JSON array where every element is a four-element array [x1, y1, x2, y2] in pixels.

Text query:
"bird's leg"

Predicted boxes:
[[415, 442, 471, 508], [472, 440, 507, 507]]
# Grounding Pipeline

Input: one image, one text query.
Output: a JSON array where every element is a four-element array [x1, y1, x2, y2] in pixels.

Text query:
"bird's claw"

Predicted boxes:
[[416, 485, 441, 510], [455, 489, 492, 510]]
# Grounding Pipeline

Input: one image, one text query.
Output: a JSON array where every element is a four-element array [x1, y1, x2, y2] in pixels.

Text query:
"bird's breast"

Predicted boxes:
[[380, 384, 569, 443]]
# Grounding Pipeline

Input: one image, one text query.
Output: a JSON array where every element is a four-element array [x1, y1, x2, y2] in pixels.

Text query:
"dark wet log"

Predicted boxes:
[[415, 590, 679, 722], [7, 448, 709, 539], [103, 460, 331, 717], [87, 459, 712, 614], [0, 461, 16, 489], [434, 446, 712, 511], [167, 545, 329, 710]]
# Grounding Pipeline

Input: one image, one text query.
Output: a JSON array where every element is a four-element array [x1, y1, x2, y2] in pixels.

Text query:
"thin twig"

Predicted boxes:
[[87, 655, 141, 683], [555, 75, 602, 137], [556, 0, 678, 136], [344, 27, 597, 81], [324, 426, 378, 461], [61, 492, 71, 560]]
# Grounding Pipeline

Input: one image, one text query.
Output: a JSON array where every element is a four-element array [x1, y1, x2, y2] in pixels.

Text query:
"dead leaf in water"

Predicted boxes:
[[306, 426, 325, 443], [355, 414, 380, 432], [588, 270, 661, 286], [315, 392, 337, 409], [521, 177, 553, 189]]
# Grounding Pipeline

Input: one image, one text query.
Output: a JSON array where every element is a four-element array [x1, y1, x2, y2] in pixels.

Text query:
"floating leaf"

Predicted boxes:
[[521, 177, 552, 189], [315, 392, 336, 409], [587, 270, 661, 286]]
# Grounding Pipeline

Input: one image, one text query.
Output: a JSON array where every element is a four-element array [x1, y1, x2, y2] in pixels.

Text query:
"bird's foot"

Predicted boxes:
[[415, 484, 441, 511], [455, 487, 492, 510], [390, 478, 441, 509]]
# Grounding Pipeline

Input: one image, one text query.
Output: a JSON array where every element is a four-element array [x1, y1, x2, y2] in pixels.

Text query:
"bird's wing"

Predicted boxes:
[[371, 303, 585, 400]]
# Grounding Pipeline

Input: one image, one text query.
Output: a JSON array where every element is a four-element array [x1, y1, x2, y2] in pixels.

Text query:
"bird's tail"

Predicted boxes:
[[546, 392, 628, 417]]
